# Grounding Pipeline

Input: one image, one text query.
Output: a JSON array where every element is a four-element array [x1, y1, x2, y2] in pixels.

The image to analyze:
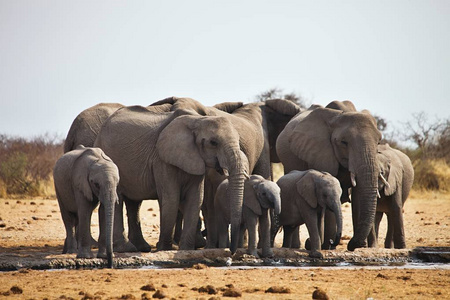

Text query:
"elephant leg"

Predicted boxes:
[[177, 177, 204, 250], [243, 209, 258, 257], [112, 195, 137, 253], [385, 213, 395, 248], [216, 212, 229, 249], [282, 225, 295, 248], [368, 212, 383, 248], [291, 226, 301, 248], [305, 215, 323, 259], [60, 208, 77, 254], [391, 199, 406, 249], [76, 198, 96, 259], [238, 225, 246, 248], [204, 177, 218, 248], [124, 198, 151, 252], [173, 210, 183, 246], [195, 217, 206, 249], [259, 210, 273, 258]]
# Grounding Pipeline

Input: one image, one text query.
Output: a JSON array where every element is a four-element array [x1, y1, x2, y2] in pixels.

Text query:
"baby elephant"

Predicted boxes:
[[276, 170, 343, 258], [368, 143, 414, 249], [53, 145, 119, 268], [215, 175, 281, 257]]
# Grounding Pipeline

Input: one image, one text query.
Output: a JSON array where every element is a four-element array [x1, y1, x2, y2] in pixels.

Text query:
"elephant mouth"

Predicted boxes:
[[214, 159, 225, 176]]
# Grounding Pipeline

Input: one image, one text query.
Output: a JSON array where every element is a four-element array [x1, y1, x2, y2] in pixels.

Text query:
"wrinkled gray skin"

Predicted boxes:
[[151, 97, 301, 250], [215, 175, 281, 257], [53, 145, 119, 268], [64, 102, 173, 153], [276, 102, 382, 251], [94, 106, 248, 252], [275, 170, 343, 258], [368, 144, 414, 248]]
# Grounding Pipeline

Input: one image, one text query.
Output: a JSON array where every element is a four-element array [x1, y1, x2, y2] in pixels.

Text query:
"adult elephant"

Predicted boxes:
[[276, 103, 382, 251], [94, 106, 248, 253], [150, 97, 301, 247], [64, 102, 173, 153]]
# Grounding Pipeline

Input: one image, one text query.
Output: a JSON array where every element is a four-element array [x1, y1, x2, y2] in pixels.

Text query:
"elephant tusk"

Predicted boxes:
[[223, 168, 230, 177], [243, 170, 250, 180], [379, 173, 390, 189], [377, 189, 381, 198], [350, 172, 356, 187]]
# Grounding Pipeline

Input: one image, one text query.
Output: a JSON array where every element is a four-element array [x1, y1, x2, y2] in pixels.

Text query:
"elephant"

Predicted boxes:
[[368, 143, 414, 249], [215, 175, 281, 257], [150, 97, 301, 248], [276, 102, 382, 251], [94, 105, 249, 253], [275, 170, 343, 258], [53, 145, 119, 268]]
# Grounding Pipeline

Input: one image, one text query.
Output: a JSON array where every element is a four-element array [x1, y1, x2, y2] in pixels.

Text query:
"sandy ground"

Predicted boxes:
[[0, 191, 449, 299]]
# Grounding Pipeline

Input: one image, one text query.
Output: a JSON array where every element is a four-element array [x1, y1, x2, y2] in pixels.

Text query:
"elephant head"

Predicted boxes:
[[277, 106, 382, 250], [297, 170, 343, 248], [74, 146, 119, 267], [156, 113, 249, 253], [244, 175, 281, 216]]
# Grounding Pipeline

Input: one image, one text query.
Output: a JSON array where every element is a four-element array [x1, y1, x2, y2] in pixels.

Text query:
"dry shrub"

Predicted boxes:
[[413, 159, 450, 191], [0, 134, 63, 198]]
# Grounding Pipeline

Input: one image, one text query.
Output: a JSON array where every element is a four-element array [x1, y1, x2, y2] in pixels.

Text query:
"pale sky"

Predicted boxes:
[[1, 1, 449, 140]]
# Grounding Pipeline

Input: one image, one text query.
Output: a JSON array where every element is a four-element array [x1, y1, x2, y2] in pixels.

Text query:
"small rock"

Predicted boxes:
[[16, 200, 22, 204], [148, 208, 154, 211], [265, 286, 291, 294], [141, 284, 156, 291], [81, 292, 95, 300], [141, 293, 151, 300], [222, 288, 241, 297], [152, 290, 166, 299], [10, 286, 23, 294], [30, 201, 36, 205], [312, 287, 329, 300], [161, 284, 167, 288], [198, 285, 217, 295], [192, 263, 208, 269], [178, 284, 186, 287], [0, 223, 6, 228], [120, 294, 136, 299], [376, 273, 389, 279]]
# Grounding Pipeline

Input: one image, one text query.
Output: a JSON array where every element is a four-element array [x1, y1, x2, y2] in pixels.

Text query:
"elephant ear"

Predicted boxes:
[[325, 100, 357, 112], [384, 154, 402, 196], [290, 108, 340, 176], [73, 149, 95, 201], [243, 176, 264, 216], [156, 115, 206, 175], [296, 171, 318, 208], [265, 99, 301, 116]]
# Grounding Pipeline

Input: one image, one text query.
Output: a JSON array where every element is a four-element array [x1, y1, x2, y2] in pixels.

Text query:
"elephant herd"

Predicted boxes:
[[54, 97, 414, 268]]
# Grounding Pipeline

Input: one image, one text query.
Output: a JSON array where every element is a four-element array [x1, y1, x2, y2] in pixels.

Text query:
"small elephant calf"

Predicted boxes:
[[53, 145, 119, 267], [276, 170, 343, 258], [368, 144, 414, 249], [215, 175, 281, 257]]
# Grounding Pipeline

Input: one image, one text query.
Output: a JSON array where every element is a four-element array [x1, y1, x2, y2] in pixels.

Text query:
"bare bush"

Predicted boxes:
[[0, 134, 63, 197]]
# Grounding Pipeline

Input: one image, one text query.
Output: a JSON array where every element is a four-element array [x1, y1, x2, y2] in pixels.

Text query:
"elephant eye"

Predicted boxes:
[[210, 140, 218, 147], [94, 182, 100, 189], [341, 140, 348, 146]]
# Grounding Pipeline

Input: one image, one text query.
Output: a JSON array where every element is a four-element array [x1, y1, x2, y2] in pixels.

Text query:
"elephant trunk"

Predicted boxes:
[[224, 147, 247, 254], [348, 159, 378, 251], [330, 201, 342, 248], [101, 187, 116, 268], [272, 194, 281, 216]]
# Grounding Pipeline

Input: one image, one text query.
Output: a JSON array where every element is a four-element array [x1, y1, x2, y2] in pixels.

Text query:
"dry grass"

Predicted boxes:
[[413, 158, 450, 191]]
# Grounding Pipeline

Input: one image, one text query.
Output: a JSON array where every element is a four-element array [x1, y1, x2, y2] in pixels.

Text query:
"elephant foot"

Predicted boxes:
[[132, 240, 152, 252], [309, 250, 323, 259], [90, 236, 99, 248], [114, 240, 138, 253], [247, 249, 259, 258], [262, 248, 274, 258], [156, 241, 175, 251], [195, 235, 207, 249], [97, 249, 114, 259], [305, 238, 311, 250], [77, 249, 94, 259], [347, 238, 367, 251]]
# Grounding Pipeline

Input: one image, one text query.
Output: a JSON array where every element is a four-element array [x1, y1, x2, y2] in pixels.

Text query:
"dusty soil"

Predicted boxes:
[[0, 191, 449, 299]]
